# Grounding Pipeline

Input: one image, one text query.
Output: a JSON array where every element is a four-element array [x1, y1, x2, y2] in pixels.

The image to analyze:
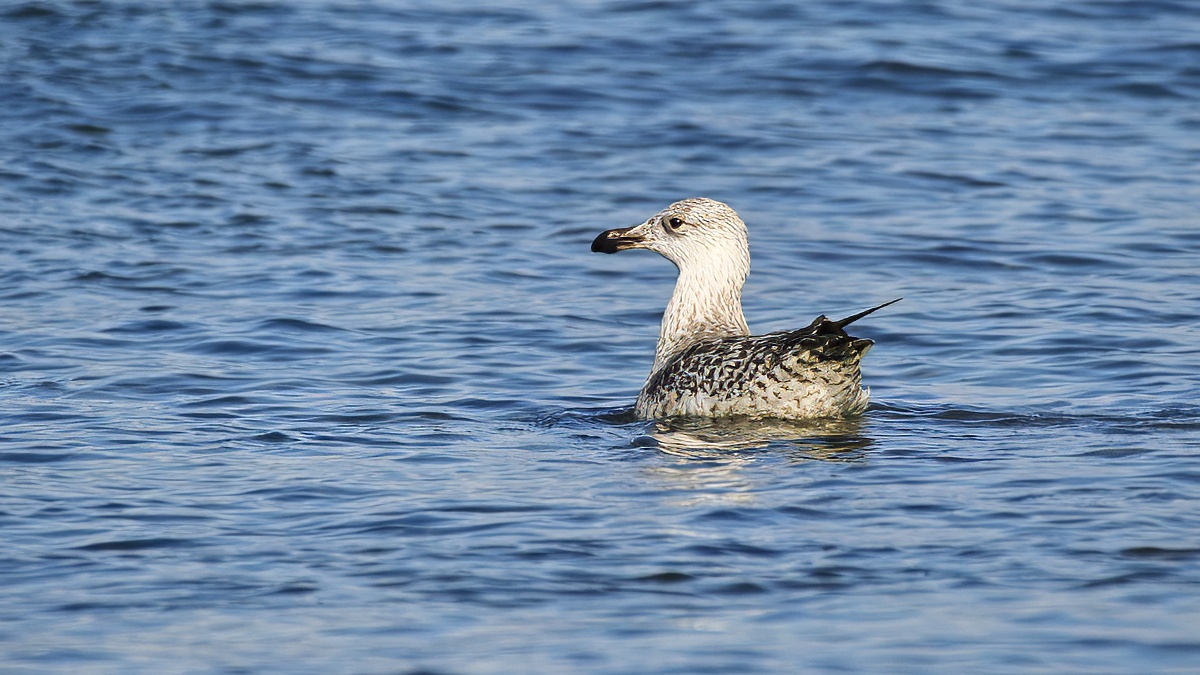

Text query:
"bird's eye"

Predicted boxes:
[[665, 216, 685, 231]]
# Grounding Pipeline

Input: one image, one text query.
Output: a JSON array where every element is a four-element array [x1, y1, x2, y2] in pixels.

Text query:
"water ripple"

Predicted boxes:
[[1, 0, 1199, 672]]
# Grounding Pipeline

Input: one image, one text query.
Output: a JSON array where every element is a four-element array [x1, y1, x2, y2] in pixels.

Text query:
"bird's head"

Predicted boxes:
[[591, 198, 750, 278]]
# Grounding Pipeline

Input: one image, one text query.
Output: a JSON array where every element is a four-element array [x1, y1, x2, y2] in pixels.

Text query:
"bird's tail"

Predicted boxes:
[[833, 298, 903, 330]]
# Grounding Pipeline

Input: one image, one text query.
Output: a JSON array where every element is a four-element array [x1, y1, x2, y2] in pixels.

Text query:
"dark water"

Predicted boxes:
[[3, 0, 1200, 672]]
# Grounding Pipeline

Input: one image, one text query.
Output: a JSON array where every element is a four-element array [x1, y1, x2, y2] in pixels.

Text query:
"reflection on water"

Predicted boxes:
[[633, 415, 873, 507], [645, 414, 873, 462]]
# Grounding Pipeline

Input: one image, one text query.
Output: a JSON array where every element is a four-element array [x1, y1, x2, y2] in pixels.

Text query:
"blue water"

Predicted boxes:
[[3, 1, 1200, 672]]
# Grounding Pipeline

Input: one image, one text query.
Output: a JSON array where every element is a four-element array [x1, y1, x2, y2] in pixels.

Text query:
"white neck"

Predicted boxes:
[[653, 263, 749, 371]]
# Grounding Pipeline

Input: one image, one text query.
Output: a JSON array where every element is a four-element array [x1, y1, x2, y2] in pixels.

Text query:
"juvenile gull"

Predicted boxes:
[[592, 198, 898, 420]]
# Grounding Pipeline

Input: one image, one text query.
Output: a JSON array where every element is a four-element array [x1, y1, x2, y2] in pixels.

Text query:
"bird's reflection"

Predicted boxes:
[[636, 416, 875, 508], [644, 415, 874, 462]]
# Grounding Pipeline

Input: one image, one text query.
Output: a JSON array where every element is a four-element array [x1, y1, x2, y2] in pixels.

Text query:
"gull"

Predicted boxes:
[[592, 198, 898, 420]]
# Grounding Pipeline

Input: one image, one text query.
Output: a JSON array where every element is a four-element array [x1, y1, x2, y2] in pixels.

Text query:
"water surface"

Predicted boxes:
[[3, 1, 1200, 672]]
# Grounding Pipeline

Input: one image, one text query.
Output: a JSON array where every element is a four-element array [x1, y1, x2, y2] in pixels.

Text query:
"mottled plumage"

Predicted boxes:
[[592, 198, 896, 420]]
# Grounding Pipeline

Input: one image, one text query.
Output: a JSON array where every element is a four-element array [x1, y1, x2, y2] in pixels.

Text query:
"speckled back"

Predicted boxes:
[[636, 316, 873, 420]]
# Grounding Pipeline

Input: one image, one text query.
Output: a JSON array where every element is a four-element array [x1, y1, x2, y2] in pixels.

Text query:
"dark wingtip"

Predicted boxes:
[[833, 298, 903, 330]]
